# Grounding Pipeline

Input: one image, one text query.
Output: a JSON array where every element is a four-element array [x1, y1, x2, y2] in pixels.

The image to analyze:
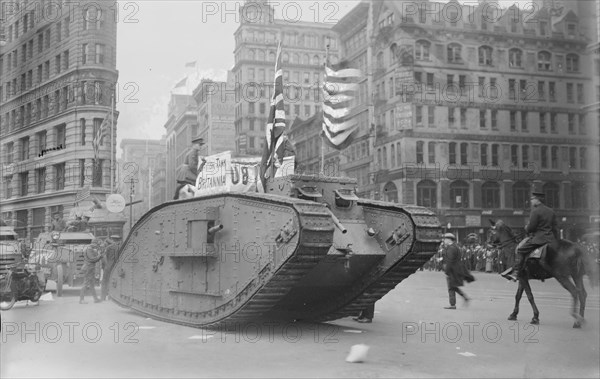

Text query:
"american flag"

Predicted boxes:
[[322, 61, 362, 150], [262, 41, 286, 176], [92, 113, 111, 164]]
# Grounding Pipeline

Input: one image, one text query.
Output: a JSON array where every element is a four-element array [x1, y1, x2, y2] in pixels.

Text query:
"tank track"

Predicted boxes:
[[314, 201, 441, 322], [111, 194, 335, 329]]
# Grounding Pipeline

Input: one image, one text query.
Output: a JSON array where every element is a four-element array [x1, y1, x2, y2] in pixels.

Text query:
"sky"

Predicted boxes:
[[114, 0, 537, 157]]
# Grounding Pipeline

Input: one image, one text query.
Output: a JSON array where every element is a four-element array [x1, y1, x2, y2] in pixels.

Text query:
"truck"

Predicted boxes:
[[28, 231, 97, 296]]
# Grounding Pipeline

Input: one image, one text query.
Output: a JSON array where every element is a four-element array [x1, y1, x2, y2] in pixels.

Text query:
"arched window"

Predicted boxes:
[[512, 182, 530, 209], [292, 53, 299, 63], [384, 182, 398, 203], [283, 53, 289, 63], [383, 146, 387, 169], [509, 48, 523, 68], [376, 51, 384, 68], [571, 182, 588, 209], [566, 54, 579, 72], [415, 40, 430, 61], [543, 182, 560, 208], [257, 50, 265, 61], [268, 51, 275, 61], [417, 180, 437, 208], [478, 46, 493, 66], [302, 54, 309, 65], [447, 43, 462, 63], [538, 51, 552, 71], [248, 49, 255, 61], [390, 144, 396, 167], [312, 55, 320, 66], [390, 43, 398, 65], [482, 181, 500, 208], [450, 180, 469, 208]]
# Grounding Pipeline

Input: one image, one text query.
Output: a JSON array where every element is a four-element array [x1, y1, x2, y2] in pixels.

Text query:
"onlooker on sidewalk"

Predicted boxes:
[[79, 239, 103, 304]]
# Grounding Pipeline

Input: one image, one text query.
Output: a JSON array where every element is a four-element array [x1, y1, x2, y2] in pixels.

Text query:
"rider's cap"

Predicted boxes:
[[191, 136, 205, 145], [530, 191, 545, 199], [443, 233, 456, 240]]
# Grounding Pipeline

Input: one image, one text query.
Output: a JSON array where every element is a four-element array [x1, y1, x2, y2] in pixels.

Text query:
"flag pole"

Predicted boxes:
[[110, 90, 114, 193], [321, 39, 330, 176]]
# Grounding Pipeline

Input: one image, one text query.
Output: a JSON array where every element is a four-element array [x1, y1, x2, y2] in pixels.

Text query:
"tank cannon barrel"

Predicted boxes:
[[208, 224, 224, 234], [330, 213, 347, 234]]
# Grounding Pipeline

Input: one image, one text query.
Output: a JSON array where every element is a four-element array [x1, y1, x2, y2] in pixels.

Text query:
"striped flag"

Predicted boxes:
[[74, 186, 91, 204], [92, 113, 110, 163], [261, 41, 286, 177], [322, 61, 362, 150]]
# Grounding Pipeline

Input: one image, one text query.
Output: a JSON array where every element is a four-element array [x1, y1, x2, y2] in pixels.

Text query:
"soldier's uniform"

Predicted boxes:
[[502, 191, 558, 281], [100, 235, 121, 301], [443, 233, 471, 309], [79, 240, 103, 304], [174, 138, 206, 200]]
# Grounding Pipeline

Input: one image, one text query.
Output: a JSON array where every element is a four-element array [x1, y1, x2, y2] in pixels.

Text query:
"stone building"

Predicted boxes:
[[0, 0, 118, 239]]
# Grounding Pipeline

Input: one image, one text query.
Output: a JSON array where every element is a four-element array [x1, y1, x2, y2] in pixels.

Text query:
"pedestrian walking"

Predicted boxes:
[[79, 239, 103, 304], [100, 235, 121, 301], [442, 233, 474, 309]]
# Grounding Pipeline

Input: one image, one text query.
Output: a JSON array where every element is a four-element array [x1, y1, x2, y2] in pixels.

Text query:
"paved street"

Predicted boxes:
[[1, 270, 599, 378]]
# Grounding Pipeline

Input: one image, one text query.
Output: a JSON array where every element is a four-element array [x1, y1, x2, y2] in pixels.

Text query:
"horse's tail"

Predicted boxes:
[[575, 244, 599, 289]]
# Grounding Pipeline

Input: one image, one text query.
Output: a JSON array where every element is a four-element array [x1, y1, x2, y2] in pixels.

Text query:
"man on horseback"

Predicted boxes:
[[501, 191, 559, 281]]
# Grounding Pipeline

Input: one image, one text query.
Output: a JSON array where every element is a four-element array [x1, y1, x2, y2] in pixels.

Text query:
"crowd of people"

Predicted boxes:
[[423, 239, 512, 274], [576, 238, 600, 264]]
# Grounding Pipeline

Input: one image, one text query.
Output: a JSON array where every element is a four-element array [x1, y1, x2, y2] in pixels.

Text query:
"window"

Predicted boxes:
[[579, 147, 587, 169], [569, 147, 577, 169], [550, 113, 557, 133], [509, 48, 522, 67], [55, 124, 66, 146], [415, 40, 430, 61], [20, 172, 29, 196], [449, 142, 456, 165], [479, 77, 485, 97], [568, 114, 575, 134], [479, 110, 486, 129], [478, 46, 493, 66], [521, 111, 528, 131], [55, 54, 61, 74], [426, 73, 434, 91], [577, 83, 584, 104], [95, 44, 105, 64], [93, 160, 103, 187], [481, 144, 488, 166], [566, 54, 579, 72], [482, 182, 500, 208], [539, 21, 548, 36], [428, 106, 435, 125], [259, 102, 266, 115], [538, 81, 545, 101], [248, 102, 255, 114], [461, 108, 467, 129], [428, 142, 436, 164], [567, 83, 574, 103], [416, 141, 424, 164], [45, 29, 50, 49], [543, 182, 559, 208], [513, 182, 530, 209], [390, 44, 398, 65], [541, 146, 548, 169], [447, 43, 462, 63], [571, 182, 588, 209], [460, 143, 468, 165], [522, 146, 530, 168], [448, 107, 455, 128], [450, 181, 469, 208], [579, 114, 586, 135], [509, 79, 516, 100], [491, 144, 499, 166], [538, 51, 551, 71], [416, 105, 423, 125], [36, 167, 46, 194], [510, 111, 517, 131], [539, 112, 547, 133], [511, 145, 519, 167], [549, 82, 556, 102], [20, 137, 30, 161], [551, 146, 559, 169], [417, 180, 437, 208], [376, 52, 384, 69], [491, 110, 498, 130]]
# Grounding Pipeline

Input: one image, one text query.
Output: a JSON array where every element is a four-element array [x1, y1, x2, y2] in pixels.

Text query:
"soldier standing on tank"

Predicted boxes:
[[100, 235, 121, 301], [51, 212, 67, 231], [79, 239, 103, 304], [174, 137, 207, 200]]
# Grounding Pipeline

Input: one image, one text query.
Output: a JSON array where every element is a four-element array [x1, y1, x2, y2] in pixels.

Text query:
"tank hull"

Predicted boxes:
[[109, 185, 441, 327]]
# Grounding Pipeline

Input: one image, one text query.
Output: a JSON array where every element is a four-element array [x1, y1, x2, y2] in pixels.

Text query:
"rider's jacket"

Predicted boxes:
[[525, 203, 559, 245]]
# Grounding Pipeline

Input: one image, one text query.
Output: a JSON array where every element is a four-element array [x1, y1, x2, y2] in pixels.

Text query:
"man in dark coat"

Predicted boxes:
[[174, 137, 206, 200], [443, 233, 471, 309], [100, 235, 121, 301], [79, 239, 103, 304], [50, 212, 67, 231], [502, 191, 558, 281]]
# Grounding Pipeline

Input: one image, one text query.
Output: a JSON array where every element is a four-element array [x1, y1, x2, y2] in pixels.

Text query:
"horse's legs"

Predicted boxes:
[[521, 279, 540, 324], [509, 281, 524, 320], [554, 276, 582, 328], [573, 274, 587, 328]]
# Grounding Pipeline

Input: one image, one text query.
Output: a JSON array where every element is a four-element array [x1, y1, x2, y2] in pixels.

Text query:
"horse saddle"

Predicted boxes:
[[528, 245, 546, 260]]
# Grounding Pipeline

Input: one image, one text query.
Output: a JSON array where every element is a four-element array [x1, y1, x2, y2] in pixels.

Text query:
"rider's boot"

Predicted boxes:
[[501, 256, 522, 282]]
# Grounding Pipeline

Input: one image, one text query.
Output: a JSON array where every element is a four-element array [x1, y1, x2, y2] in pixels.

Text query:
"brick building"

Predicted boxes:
[[0, 0, 118, 239]]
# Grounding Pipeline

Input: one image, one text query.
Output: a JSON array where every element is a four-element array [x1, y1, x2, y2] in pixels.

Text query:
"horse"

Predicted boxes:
[[488, 219, 598, 328]]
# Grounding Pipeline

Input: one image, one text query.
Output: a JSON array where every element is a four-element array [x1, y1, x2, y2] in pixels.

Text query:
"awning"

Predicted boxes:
[[334, 189, 359, 201], [296, 186, 322, 198]]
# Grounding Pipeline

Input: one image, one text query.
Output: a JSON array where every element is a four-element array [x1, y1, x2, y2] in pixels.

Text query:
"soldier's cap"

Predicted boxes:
[[530, 191, 545, 199], [191, 137, 205, 145], [443, 233, 456, 240]]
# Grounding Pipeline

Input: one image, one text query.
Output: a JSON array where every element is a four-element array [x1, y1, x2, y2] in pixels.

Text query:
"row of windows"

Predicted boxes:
[[375, 142, 591, 172], [378, 41, 582, 74], [2, 44, 106, 102], [397, 5, 578, 38], [2, 159, 105, 198], [409, 180, 589, 210], [1, 82, 110, 134], [240, 49, 338, 67]]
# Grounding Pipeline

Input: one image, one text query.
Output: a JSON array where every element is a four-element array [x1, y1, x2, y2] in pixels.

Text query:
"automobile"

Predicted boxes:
[[28, 231, 96, 296], [0, 226, 24, 276]]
